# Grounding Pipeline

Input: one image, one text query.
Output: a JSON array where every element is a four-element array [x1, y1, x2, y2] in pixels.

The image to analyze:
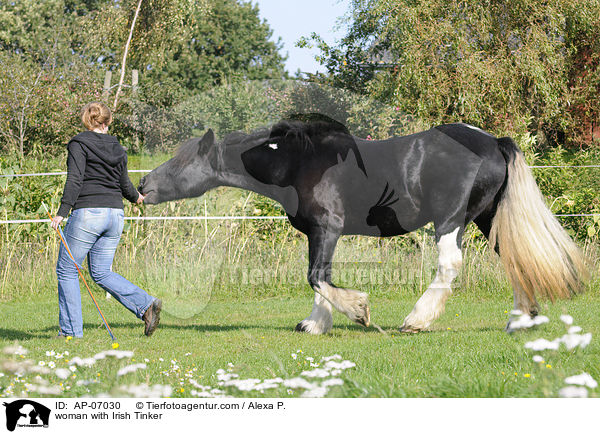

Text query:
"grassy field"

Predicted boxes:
[[1, 287, 599, 398], [1, 153, 599, 398]]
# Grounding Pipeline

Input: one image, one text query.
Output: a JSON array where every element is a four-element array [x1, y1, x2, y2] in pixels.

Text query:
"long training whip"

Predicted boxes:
[[42, 202, 116, 342]]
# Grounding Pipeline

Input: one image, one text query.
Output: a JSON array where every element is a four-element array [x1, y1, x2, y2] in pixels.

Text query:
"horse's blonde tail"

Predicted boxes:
[[490, 138, 588, 302]]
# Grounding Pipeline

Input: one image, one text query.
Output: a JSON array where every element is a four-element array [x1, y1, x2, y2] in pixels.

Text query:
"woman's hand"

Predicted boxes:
[[51, 215, 64, 230], [136, 193, 145, 205]]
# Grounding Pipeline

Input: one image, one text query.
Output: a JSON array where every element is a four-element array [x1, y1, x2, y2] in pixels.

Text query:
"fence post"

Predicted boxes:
[[102, 71, 112, 101], [132, 69, 139, 93], [132, 69, 140, 152]]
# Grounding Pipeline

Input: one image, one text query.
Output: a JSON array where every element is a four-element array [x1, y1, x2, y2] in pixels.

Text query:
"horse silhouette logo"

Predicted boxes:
[[3, 400, 51, 431]]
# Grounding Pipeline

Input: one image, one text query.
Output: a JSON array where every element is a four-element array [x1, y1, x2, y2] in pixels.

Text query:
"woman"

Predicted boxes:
[[51, 102, 161, 338]]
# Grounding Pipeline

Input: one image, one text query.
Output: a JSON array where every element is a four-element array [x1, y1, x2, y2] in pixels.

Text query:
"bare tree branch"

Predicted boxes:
[[113, 0, 143, 111]]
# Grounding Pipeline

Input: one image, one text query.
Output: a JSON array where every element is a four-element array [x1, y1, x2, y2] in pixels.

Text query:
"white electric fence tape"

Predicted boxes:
[[1, 168, 598, 224]]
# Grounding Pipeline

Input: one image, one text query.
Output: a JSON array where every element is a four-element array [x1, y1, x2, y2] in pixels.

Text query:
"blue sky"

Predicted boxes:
[[253, 0, 350, 74]]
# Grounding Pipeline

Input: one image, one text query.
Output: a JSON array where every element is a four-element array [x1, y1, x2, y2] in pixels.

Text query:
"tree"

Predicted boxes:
[[309, 0, 600, 147], [142, 0, 287, 97], [0, 0, 288, 154]]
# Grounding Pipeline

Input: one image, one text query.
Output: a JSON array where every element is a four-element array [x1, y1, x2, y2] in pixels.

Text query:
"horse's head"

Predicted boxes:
[[139, 129, 220, 204]]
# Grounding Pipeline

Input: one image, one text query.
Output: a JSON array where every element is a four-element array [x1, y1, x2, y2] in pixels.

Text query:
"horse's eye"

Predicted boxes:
[[267, 143, 278, 150]]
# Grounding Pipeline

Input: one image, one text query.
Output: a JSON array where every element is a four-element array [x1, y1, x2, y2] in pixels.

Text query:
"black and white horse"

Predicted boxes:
[[139, 115, 587, 334]]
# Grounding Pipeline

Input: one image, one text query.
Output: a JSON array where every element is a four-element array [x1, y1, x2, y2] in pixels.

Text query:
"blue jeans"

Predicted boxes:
[[56, 208, 154, 337]]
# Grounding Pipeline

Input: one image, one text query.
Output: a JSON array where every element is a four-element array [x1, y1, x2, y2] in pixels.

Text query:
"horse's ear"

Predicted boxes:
[[198, 129, 215, 155]]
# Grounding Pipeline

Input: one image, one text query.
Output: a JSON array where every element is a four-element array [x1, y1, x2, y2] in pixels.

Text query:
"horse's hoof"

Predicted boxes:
[[294, 319, 331, 335], [399, 324, 422, 334], [353, 304, 371, 328], [295, 322, 309, 333]]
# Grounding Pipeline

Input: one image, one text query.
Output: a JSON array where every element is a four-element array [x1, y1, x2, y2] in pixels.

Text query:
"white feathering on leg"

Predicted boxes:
[[296, 293, 333, 335], [315, 282, 370, 327], [401, 227, 462, 332]]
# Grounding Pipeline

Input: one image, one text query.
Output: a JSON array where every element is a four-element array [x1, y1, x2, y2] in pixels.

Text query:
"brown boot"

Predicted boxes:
[[142, 299, 162, 337]]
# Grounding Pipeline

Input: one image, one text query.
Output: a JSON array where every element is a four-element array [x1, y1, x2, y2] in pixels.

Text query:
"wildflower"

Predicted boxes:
[[320, 355, 342, 362], [524, 338, 560, 351], [55, 369, 70, 380], [283, 377, 315, 390], [564, 373, 598, 389], [324, 360, 355, 371], [69, 357, 96, 367], [221, 378, 261, 391], [301, 369, 331, 378], [532, 355, 544, 363], [3, 345, 28, 356], [117, 363, 147, 377], [559, 386, 588, 398], [559, 315, 573, 325], [524, 374, 531, 378], [560, 332, 592, 350], [94, 350, 133, 360], [302, 386, 328, 398], [25, 384, 61, 395], [291, 353, 297, 360], [66, 336, 73, 341], [546, 364, 552, 369], [322, 378, 344, 387], [507, 314, 549, 332], [112, 342, 119, 349], [118, 384, 173, 398]]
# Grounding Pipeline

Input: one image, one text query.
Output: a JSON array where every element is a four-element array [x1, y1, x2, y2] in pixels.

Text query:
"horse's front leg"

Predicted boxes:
[[296, 227, 370, 334]]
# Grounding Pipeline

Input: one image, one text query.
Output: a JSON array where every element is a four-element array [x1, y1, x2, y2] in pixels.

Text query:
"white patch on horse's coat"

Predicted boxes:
[[464, 124, 483, 132], [268, 143, 278, 150], [297, 293, 333, 335], [463, 123, 495, 137], [315, 281, 370, 327], [401, 227, 462, 332]]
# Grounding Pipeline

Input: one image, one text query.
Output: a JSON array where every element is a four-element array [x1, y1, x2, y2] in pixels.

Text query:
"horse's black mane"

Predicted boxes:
[[172, 128, 269, 167], [171, 136, 203, 170], [172, 114, 354, 167], [269, 113, 352, 154]]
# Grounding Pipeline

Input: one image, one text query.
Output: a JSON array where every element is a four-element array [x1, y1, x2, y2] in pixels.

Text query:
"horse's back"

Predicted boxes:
[[347, 123, 507, 235], [434, 123, 502, 159]]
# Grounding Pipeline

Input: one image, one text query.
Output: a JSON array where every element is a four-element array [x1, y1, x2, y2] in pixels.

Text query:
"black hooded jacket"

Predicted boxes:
[[57, 131, 140, 217]]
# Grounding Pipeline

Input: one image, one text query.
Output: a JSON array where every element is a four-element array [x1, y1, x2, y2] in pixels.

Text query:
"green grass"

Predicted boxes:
[[2, 153, 599, 397], [1, 290, 599, 398]]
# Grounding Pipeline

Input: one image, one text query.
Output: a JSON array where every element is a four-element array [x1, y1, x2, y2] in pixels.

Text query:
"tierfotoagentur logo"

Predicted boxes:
[[3, 400, 51, 431]]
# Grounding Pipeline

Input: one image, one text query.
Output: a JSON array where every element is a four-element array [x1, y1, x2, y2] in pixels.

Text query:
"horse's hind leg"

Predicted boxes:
[[400, 226, 463, 333], [473, 211, 539, 329]]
